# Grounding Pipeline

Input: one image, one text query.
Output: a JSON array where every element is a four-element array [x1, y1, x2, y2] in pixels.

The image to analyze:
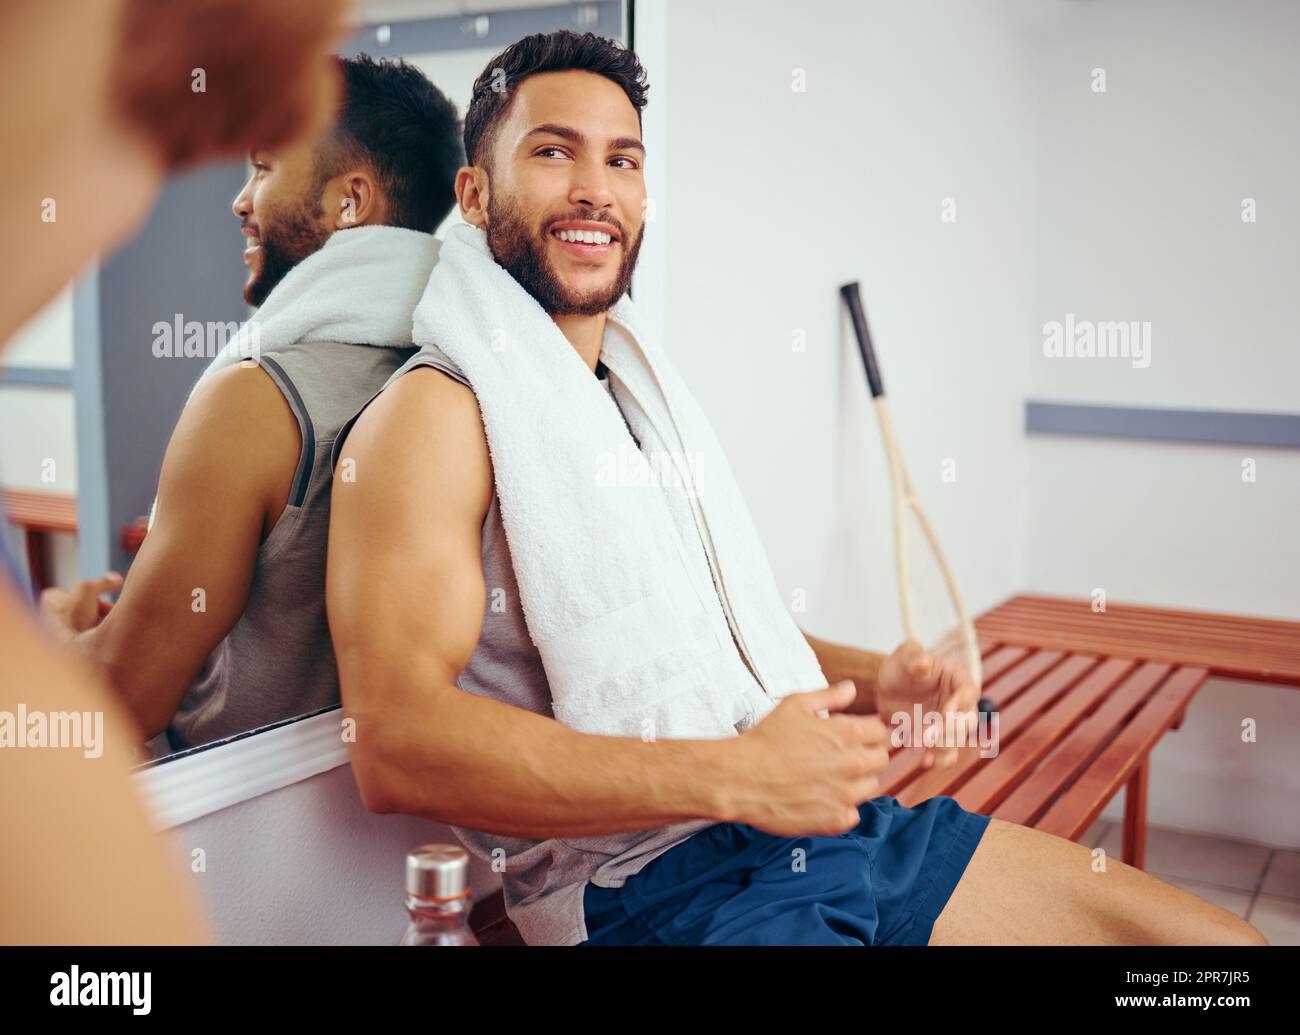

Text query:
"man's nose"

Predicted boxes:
[[567, 160, 616, 211], [231, 180, 253, 220]]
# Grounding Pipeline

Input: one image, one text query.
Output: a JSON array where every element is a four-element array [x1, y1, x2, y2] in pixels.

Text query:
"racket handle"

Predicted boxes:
[[839, 282, 886, 399]]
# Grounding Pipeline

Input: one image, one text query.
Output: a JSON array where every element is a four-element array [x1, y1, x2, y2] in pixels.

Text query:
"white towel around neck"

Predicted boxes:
[[148, 224, 440, 531], [186, 224, 440, 403], [411, 222, 827, 738]]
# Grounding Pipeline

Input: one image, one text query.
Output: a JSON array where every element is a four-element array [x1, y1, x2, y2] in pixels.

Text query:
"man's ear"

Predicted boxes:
[[328, 168, 387, 229], [456, 166, 488, 229]]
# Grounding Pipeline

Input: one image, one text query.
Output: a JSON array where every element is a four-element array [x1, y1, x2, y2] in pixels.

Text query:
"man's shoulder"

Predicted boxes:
[[339, 356, 483, 458], [157, 362, 301, 523], [185, 359, 295, 432], [391, 343, 469, 388], [332, 355, 494, 527]]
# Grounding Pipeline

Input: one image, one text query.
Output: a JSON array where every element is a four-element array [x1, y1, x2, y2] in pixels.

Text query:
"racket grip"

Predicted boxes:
[[839, 281, 886, 398]]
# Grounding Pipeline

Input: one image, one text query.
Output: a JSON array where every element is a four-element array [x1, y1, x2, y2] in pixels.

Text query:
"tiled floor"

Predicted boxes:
[[1080, 819, 1300, 945]]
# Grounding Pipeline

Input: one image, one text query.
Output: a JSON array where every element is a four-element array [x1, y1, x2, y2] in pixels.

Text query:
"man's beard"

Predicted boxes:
[[244, 201, 332, 307], [485, 192, 643, 316]]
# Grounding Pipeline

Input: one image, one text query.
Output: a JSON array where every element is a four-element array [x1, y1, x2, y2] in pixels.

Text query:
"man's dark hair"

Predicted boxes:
[[463, 30, 648, 171], [314, 54, 463, 232]]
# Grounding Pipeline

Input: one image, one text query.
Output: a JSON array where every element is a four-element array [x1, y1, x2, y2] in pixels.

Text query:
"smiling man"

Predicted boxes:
[[42, 54, 461, 755], [325, 31, 1267, 948]]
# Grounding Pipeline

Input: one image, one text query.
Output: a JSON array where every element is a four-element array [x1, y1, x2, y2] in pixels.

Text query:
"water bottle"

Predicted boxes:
[[399, 844, 479, 945]]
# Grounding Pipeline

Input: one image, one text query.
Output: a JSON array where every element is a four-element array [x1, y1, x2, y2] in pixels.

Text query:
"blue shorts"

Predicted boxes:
[[577, 795, 990, 946]]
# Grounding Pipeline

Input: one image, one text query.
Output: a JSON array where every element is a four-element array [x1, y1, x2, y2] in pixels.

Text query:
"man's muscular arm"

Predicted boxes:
[[51, 364, 300, 740], [326, 367, 744, 839]]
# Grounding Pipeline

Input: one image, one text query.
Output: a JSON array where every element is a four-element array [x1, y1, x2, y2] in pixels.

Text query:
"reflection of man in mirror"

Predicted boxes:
[[41, 55, 463, 759], [325, 30, 1268, 951]]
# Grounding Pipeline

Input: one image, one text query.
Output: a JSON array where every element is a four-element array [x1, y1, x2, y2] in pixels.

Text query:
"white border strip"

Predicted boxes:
[[132, 709, 350, 830]]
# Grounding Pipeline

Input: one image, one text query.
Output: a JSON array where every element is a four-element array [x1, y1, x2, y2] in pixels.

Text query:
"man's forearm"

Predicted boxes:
[[67, 620, 197, 742], [64, 626, 156, 735], [352, 672, 741, 838], [801, 629, 882, 715]]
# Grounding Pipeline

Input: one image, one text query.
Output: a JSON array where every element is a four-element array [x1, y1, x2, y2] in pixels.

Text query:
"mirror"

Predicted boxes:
[[2, 1, 630, 765]]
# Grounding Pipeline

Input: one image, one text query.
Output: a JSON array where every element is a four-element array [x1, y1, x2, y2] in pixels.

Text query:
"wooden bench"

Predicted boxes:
[[967, 592, 1300, 867], [975, 593, 1300, 687], [1, 488, 153, 592], [885, 640, 1207, 870], [0, 487, 78, 592], [468, 593, 1300, 945]]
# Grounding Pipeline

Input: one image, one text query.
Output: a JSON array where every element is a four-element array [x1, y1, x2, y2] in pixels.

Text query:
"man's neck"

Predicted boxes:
[[551, 311, 607, 375]]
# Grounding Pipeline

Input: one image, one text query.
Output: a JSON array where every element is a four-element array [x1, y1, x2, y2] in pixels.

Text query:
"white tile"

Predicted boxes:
[[1096, 825, 1271, 892], [1260, 850, 1300, 902], [1246, 895, 1300, 947], [1158, 876, 1253, 919]]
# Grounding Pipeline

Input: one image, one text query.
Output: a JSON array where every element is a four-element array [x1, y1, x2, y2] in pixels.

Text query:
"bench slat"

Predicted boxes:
[[895, 653, 1100, 807], [1005, 594, 1300, 636], [991, 660, 1172, 828], [883, 648, 1066, 801], [1, 488, 78, 532], [1033, 666, 1209, 842], [976, 594, 1300, 685], [983, 599, 1300, 653], [984, 613, 1297, 664], [954, 656, 1137, 815]]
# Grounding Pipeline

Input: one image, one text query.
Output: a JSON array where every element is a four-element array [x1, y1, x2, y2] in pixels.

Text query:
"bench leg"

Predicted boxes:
[[1122, 756, 1150, 870], [23, 528, 48, 594]]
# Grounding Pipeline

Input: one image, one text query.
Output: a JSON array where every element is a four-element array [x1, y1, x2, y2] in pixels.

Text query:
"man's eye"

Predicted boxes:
[[610, 157, 639, 170], [537, 146, 570, 159]]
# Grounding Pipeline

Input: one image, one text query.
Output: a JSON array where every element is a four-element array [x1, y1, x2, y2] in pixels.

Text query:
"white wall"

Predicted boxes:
[[0, 386, 78, 492], [1020, 0, 1300, 846], [1, 286, 77, 491], [167, 764, 501, 945], [3, 284, 75, 369], [643, 0, 1296, 847], [0, 381, 79, 578], [1, 286, 80, 587], [644, 0, 1038, 656]]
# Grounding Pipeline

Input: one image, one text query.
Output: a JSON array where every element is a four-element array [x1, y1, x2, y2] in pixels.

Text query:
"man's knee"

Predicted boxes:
[[1217, 915, 1269, 947], [1143, 897, 1270, 946], [1088, 861, 1269, 946]]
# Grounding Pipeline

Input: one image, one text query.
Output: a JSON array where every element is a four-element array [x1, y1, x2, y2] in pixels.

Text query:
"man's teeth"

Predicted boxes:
[[554, 228, 613, 244]]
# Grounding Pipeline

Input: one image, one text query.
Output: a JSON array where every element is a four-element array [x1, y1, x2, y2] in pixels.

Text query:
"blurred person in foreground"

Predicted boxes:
[[0, 0, 349, 944]]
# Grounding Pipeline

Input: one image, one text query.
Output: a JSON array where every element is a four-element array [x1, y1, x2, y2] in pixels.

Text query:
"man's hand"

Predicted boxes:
[[40, 572, 123, 643], [877, 639, 979, 770], [729, 681, 890, 837]]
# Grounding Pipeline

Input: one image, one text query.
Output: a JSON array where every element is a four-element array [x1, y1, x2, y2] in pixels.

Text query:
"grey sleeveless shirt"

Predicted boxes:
[[331, 345, 732, 946], [159, 340, 417, 755]]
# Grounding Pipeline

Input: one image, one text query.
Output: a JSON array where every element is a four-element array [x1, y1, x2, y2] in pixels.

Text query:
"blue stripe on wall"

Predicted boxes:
[[0, 366, 73, 388], [1026, 401, 1300, 449]]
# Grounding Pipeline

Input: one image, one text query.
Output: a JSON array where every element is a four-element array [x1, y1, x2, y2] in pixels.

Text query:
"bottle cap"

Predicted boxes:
[[405, 844, 470, 901]]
